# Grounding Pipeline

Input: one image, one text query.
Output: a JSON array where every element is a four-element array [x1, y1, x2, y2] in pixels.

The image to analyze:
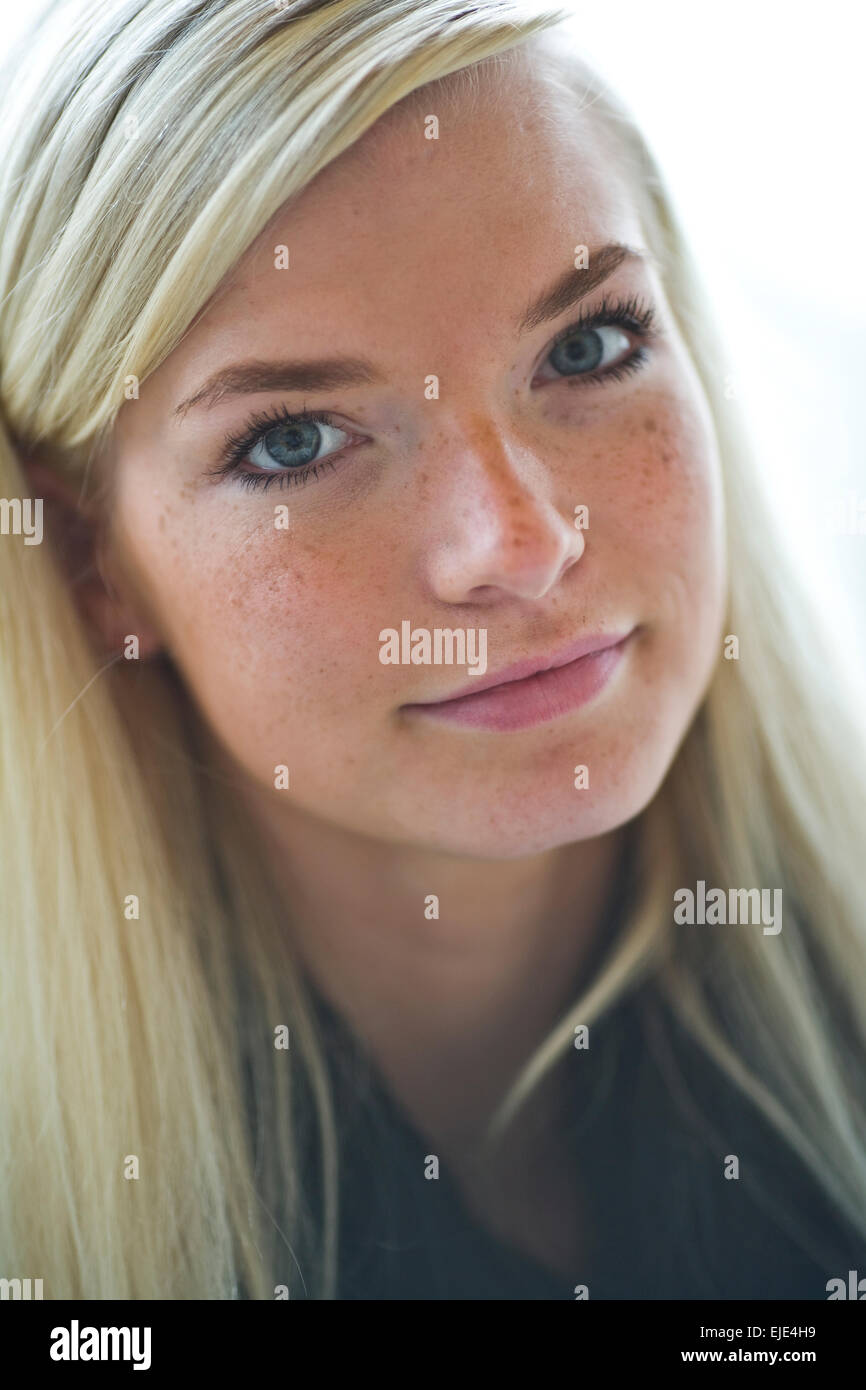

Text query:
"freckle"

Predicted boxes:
[[643, 417, 657, 433]]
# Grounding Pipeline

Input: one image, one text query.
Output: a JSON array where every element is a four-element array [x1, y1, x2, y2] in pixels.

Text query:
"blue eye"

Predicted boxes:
[[548, 324, 632, 376], [248, 416, 350, 472], [538, 294, 658, 385], [209, 407, 358, 492]]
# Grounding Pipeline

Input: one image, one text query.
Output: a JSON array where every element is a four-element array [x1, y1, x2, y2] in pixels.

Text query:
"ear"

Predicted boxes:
[[24, 458, 163, 660]]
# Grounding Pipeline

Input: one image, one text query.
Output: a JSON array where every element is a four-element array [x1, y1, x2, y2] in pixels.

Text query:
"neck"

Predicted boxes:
[[233, 778, 627, 1156]]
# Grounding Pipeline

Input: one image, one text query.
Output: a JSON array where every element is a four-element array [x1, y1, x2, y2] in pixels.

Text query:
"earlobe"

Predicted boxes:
[[22, 457, 163, 660]]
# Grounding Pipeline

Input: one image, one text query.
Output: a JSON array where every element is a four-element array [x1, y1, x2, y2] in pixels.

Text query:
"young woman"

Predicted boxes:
[[1, 0, 864, 1301]]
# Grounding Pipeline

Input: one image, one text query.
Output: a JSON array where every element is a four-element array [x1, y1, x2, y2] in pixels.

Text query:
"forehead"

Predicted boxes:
[[143, 40, 648, 424], [217, 43, 640, 308]]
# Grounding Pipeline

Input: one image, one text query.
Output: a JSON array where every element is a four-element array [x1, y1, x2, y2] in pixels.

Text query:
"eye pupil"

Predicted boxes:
[[264, 419, 320, 467], [552, 327, 604, 375]]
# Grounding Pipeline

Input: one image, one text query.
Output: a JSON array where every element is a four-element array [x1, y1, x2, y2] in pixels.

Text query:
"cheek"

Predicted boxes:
[[113, 489, 390, 746], [603, 391, 726, 616], [609, 394, 720, 530], [603, 394, 728, 727]]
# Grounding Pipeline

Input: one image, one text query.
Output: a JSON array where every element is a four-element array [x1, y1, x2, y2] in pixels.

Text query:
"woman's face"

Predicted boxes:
[[105, 45, 726, 859]]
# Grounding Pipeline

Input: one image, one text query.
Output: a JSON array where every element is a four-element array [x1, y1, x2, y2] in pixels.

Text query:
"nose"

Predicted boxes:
[[421, 412, 585, 604]]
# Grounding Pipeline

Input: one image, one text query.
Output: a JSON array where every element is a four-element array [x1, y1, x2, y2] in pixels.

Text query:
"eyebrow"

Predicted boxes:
[[516, 241, 643, 333], [172, 241, 646, 419]]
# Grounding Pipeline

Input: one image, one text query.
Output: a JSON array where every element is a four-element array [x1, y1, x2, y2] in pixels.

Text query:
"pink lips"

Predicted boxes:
[[401, 630, 634, 732]]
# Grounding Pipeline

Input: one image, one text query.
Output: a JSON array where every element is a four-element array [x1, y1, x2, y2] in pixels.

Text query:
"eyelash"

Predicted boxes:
[[209, 293, 659, 493]]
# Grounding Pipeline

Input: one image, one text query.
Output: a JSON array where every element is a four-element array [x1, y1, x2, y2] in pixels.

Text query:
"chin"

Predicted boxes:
[[391, 761, 671, 861]]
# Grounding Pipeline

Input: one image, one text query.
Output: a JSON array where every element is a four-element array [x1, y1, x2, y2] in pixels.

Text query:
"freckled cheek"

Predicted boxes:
[[597, 401, 723, 551], [128, 516, 388, 714], [594, 411, 726, 646]]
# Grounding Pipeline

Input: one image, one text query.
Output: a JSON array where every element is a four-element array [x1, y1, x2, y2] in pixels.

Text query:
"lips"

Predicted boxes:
[[401, 629, 635, 733]]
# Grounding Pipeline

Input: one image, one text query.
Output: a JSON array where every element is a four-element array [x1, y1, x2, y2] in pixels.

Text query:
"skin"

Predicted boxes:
[[53, 40, 728, 1275]]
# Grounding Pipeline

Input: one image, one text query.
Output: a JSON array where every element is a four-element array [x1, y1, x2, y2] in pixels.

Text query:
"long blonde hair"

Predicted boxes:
[[2, 0, 865, 1299]]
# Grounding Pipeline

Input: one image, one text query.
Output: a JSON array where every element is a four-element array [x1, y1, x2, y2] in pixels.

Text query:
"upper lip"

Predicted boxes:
[[407, 629, 634, 705]]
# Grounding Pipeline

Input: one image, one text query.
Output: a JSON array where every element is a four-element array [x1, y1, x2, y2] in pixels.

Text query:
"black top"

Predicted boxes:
[[298, 980, 863, 1300]]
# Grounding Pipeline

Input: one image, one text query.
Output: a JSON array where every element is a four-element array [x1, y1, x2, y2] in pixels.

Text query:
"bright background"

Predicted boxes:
[[556, 0, 866, 691], [2, 0, 864, 684]]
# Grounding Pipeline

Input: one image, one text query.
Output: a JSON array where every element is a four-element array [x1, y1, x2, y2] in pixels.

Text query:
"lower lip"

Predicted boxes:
[[402, 633, 633, 732]]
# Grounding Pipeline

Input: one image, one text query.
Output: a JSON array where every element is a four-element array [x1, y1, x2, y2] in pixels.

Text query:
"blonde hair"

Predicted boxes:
[[1, 0, 865, 1299]]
